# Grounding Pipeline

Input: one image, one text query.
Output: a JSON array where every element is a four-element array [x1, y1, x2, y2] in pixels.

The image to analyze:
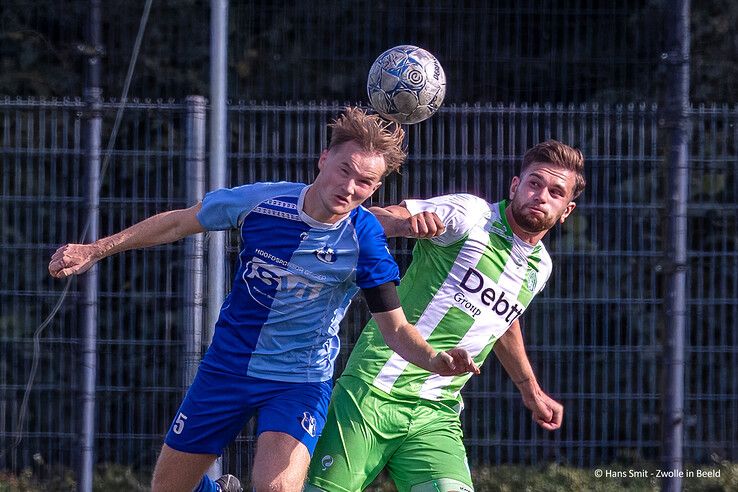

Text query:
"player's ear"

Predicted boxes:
[[372, 181, 383, 193], [317, 149, 329, 170], [509, 176, 520, 198], [559, 201, 577, 224]]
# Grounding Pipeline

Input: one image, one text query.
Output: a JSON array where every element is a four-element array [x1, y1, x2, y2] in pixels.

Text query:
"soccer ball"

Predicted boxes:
[[367, 45, 446, 125]]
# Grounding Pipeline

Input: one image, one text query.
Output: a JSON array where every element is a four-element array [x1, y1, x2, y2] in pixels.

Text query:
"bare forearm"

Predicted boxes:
[[49, 204, 205, 278], [369, 297, 478, 377], [494, 321, 538, 391], [495, 323, 563, 430], [373, 308, 437, 371], [369, 205, 411, 238], [380, 321, 437, 372], [95, 207, 203, 259]]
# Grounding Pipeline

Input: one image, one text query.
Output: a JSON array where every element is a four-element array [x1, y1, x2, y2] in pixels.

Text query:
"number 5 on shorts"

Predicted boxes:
[[172, 412, 188, 434]]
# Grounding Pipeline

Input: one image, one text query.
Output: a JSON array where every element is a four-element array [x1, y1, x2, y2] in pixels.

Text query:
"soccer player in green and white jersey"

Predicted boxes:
[[306, 140, 586, 492]]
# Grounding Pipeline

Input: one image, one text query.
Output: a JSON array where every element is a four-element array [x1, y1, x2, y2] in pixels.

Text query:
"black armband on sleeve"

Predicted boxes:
[[362, 281, 401, 314]]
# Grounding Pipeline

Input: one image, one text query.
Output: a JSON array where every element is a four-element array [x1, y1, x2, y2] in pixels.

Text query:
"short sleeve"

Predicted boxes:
[[402, 193, 490, 246], [196, 182, 305, 231], [352, 208, 401, 289]]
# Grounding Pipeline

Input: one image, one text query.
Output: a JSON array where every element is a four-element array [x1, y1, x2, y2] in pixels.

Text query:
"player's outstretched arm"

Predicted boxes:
[[493, 320, 563, 430], [370, 204, 445, 239], [372, 307, 480, 376], [49, 203, 205, 278]]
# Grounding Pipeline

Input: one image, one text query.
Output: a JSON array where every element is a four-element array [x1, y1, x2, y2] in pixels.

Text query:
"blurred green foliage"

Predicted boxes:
[[0, 0, 735, 102]]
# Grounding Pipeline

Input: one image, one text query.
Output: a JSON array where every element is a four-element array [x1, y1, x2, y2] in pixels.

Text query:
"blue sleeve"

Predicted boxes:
[[352, 207, 401, 289], [196, 182, 304, 230]]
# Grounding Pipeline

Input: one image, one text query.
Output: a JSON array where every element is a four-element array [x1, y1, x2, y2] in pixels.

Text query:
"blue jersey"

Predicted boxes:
[[195, 182, 400, 383]]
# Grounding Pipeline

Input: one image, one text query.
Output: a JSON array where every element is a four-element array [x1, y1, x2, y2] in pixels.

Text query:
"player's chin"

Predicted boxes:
[[331, 201, 354, 214]]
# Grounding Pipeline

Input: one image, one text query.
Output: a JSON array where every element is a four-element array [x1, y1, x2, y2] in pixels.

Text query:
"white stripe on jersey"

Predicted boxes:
[[372, 226, 489, 394], [373, 220, 535, 400]]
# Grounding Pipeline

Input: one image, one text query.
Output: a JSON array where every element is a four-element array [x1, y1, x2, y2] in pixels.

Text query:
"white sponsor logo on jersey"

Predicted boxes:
[[321, 455, 334, 470], [242, 256, 323, 311], [314, 246, 336, 264]]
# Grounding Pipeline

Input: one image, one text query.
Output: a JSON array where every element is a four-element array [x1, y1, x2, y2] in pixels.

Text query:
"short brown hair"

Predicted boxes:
[[328, 107, 407, 176], [521, 140, 586, 199]]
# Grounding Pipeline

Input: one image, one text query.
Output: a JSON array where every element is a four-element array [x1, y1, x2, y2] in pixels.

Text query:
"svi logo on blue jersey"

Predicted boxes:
[[242, 256, 323, 312], [314, 246, 336, 264]]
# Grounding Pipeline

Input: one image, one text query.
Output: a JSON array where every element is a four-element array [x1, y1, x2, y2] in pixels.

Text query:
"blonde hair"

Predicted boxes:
[[328, 107, 407, 176], [521, 140, 586, 199]]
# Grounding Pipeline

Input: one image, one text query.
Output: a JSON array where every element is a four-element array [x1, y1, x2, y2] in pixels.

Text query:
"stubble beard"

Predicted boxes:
[[509, 198, 559, 233]]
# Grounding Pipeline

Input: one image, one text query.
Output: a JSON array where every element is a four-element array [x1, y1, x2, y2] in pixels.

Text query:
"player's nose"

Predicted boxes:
[[533, 187, 549, 203]]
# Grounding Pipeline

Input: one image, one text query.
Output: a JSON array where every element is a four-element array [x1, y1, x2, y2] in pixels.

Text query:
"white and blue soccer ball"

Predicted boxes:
[[367, 45, 446, 125]]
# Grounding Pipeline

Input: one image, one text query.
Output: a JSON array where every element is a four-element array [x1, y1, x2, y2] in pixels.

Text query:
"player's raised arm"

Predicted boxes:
[[48, 203, 205, 278], [370, 203, 445, 239], [363, 282, 479, 376]]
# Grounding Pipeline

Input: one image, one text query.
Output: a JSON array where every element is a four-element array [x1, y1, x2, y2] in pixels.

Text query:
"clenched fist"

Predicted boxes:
[[48, 243, 101, 278]]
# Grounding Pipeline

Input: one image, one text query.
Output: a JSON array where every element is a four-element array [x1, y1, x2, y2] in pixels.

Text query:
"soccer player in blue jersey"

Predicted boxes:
[[48, 107, 479, 492]]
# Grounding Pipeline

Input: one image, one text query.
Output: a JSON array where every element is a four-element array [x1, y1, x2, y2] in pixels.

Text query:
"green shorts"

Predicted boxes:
[[307, 376, 473, 492]]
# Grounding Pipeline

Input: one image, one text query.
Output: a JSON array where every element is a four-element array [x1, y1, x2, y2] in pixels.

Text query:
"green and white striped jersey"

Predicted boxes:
[[342, 194, 552, 403]]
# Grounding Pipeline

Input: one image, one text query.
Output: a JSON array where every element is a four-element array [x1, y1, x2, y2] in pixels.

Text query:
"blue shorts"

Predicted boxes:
[[164, 364, 332, 455]]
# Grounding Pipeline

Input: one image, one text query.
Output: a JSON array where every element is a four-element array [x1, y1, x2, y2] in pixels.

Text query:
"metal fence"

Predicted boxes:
[[0, 99, 736, 484]]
